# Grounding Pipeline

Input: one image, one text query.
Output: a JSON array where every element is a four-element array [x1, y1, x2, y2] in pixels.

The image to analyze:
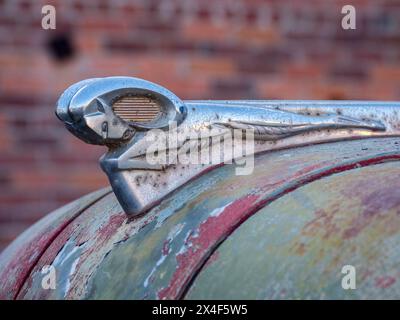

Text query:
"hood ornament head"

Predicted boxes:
[[56, 76, 186, 146], [56, 76, 396, 217]]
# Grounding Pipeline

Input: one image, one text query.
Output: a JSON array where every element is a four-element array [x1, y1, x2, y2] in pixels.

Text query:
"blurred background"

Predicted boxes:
[[1, 0, 400, 251]]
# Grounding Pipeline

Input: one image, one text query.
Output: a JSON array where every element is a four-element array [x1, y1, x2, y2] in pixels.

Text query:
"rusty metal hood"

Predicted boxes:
[[1, 137, 400, 299]]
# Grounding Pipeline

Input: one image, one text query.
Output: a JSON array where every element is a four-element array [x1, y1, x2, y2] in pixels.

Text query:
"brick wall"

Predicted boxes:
[[1, 0, 400, 251]]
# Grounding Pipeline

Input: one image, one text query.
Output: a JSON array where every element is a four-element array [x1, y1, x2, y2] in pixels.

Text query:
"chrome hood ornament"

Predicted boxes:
[[56, 76, 398, 217]]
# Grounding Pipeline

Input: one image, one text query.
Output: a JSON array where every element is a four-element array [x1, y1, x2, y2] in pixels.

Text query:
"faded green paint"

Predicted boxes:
[[186, 162, 400, 299]]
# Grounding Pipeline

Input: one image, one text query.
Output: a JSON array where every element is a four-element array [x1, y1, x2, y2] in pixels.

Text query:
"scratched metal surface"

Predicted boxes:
[[0, 188, 111, 299], [186, 162, 400, 299], [13, 138, 400, 299]]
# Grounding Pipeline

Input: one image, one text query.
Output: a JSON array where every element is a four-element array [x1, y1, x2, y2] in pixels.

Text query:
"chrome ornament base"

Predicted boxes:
[[56, 77, 400, 217]]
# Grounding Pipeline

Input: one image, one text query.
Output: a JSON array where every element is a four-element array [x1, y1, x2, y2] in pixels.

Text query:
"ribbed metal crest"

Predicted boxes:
[[112, 96, 161, 123]]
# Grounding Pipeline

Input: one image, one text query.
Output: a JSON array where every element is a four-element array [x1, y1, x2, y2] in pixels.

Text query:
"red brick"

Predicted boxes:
[[189, 57, 235, 77]]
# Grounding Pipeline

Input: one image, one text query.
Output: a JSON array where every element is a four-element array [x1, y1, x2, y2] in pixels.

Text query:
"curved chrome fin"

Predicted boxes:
[[56, 76, 400, 217]]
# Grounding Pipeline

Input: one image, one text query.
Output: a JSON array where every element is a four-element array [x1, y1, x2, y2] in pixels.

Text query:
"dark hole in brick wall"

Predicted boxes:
[[46, 33, 75, 62]]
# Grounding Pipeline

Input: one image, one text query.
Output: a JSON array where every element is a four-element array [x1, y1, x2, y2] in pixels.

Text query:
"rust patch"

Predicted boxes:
[[343, 183, 400, 239]]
